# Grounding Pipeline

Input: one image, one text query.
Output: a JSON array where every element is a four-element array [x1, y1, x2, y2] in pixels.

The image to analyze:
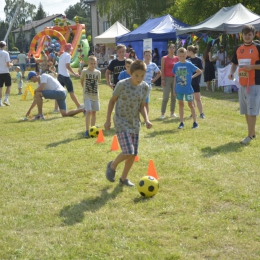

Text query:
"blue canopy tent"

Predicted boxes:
[[116, 14, 189, 61]]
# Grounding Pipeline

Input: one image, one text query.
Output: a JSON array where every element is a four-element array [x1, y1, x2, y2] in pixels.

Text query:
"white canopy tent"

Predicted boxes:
[[93, 21, 130, 45], [176, 3, 260, 35]]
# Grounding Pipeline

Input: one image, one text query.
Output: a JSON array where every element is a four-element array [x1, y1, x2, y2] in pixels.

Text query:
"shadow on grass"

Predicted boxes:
[[46, 133, 83, 148], [145, 129, 179, 138], [133, 196, 156, 203], [201, 89, 238, 102], [59, 185, 122, 225], [201, 141, 244, 157]]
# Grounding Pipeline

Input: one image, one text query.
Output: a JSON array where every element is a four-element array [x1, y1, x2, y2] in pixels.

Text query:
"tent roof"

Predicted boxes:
[[93, 21, 130, 45], [176, 3, 260, 35], [116, 14, 189, 42]]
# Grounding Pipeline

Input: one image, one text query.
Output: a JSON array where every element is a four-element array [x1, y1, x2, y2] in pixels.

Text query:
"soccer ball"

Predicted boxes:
[[137, 176, 159, 197], [89, 126, 100, 138]]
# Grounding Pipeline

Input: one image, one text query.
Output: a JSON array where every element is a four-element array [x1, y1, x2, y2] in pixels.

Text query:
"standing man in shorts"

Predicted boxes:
[[0, 41, 13, 106], [58, 43, 83, 109], [25, 71, 84, 119], [228, 25, 260, 144], [17, 50, 27, 78]]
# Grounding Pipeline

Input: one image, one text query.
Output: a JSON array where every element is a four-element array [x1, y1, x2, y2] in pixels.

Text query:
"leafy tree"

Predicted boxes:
[[0, 21, 15, 50], [95, 0, 172, 30], [65, 1, 91, 38], [30, 27, 37, 42], [168, 0, 260, 26], [33, 3, 46, 21], [4, 0, 36, 27], [16, 27, 27, 51]]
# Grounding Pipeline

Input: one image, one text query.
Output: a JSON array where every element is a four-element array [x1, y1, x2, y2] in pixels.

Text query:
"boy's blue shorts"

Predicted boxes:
[[176, 93, 194, 102]]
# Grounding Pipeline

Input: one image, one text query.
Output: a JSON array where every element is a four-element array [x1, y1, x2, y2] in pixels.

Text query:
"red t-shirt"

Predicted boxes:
[[163, 55, 179, 77]]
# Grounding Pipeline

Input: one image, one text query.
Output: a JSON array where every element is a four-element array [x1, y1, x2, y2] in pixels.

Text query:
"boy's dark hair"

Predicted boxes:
[[242, 24, 255, 36], [143, 49, 152, 55], [116, 44, 126, 51], [88, 55, 97, 61], [177, 47, 187, 54], [130, 60, 147, 74], [168, 43, 175, 48], [187, 45, 199, 54], [125, 58, 133, 65]]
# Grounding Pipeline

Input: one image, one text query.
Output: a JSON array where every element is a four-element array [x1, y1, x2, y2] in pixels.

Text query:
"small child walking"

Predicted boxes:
[[143, 50, 161, 115], [118, 58, 133, 80], [80, 55, 101, 138], [15, 66, 23, 94], [172, 47, 202, 129], [104, 60, 152, 186]]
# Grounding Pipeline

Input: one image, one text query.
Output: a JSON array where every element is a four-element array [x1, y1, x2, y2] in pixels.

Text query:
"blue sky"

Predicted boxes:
[[0, 0, 78, 21]]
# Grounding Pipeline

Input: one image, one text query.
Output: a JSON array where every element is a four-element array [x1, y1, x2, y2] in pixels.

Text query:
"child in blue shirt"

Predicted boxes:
[[143, 50, 161, 115], [118, 58, 133, 80], [173, 47, 202, 129], [15, 66, 23, 94]]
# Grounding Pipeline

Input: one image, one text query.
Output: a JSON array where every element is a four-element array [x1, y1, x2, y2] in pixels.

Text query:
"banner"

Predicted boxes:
[[143, 38, 152, 51], [217, 64, 239, 86]]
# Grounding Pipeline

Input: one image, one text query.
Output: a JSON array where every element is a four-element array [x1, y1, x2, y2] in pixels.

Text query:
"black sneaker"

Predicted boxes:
[[178, 122, 184, 129], [200, 113, 205, 119], [119, 178, 135, 187], [192, 122, 199, 129]]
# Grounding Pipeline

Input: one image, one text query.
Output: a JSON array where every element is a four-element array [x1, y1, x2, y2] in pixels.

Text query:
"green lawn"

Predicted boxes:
[[1, 74, 260, 260]]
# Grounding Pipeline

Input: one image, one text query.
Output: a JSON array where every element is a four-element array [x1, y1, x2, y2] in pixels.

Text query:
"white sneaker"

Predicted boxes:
[[53, 109, 60, 113], [159, 115, 165, 119], [240, 136, 252, 144], [171, 113, 178, 117], [0, 103, 5, 107], [4, 100, 10, 106]]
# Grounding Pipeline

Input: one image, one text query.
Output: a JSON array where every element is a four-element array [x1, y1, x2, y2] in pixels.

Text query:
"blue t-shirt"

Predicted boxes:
[[188, 57, 203, 85], [173, 61, 198, 94], [144, 62, 160, 89], [118, 70, 130, 80]]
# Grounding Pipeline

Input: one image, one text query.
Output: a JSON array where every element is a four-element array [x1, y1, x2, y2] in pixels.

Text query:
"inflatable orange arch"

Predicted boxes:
[[29, 28, 67, 57]]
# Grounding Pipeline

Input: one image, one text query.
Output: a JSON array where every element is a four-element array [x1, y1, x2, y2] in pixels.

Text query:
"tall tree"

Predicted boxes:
[[95, 0, 172, 30], [33, 3, 47, 21], [168, 0, 260, 25], [4, 0, 36, 27], [65, 0, 91, 37], [16, 27, 27, 51], [30, 27, 37, 42]]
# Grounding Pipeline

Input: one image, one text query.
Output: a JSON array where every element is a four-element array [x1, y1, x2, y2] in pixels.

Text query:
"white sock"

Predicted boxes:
[[4, 94, 9, 101]]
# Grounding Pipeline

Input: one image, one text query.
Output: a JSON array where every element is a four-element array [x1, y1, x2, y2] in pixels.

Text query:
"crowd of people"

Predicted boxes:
[[1, 24, 260, 185]]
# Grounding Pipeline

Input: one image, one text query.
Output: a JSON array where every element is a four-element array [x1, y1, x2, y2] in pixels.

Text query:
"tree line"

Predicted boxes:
[[1, 0, 260, 51]]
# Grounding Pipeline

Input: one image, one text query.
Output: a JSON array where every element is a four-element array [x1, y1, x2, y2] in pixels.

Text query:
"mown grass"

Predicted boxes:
[[0, 73, 260, 260]]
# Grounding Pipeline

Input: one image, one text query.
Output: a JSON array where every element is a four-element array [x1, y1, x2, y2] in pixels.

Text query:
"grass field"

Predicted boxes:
[[1, 74, 260, 260]]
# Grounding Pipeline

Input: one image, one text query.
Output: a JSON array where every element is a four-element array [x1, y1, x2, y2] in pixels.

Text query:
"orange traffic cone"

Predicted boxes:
[[111, 135, 119, 151], [96, 129, 105, 143], [147, 159, 159, 180], [134, 155, 139, 162]]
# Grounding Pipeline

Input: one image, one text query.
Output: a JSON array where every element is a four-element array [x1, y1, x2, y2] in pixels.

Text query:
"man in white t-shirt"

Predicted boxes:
[[25, 71, 84, 120], [0, 41, 13, 106], [58, 43, 83, 109], [17, 50, 27, 78]]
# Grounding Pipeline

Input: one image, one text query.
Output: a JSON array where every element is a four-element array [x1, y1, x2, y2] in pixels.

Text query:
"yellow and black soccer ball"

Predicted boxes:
[[137, 176, 159, 197], [89, 126, 100, 138]]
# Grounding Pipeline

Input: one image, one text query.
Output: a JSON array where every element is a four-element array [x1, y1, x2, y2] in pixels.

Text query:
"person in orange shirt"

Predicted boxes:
[[229, 24, 260, 144]]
